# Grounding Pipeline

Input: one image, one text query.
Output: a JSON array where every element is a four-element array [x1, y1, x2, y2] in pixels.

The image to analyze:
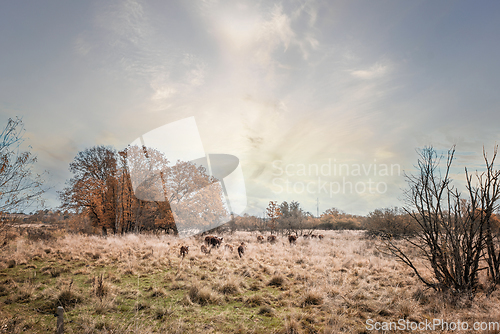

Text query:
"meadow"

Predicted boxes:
[[1, 229, 499, 333]]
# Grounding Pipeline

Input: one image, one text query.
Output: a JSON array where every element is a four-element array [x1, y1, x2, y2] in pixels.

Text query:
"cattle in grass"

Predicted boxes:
[[204, 235, 215, 245], [237, 243, 245, 258], [224, 244, 233, 252], [257, 235, 264, 243], [318, 234, 324, 240], [180, 245, 189, 258], [201, 245, 211, 255], [288, 235, 297, 244], [205, 236, 223, 248], [213, 236, 223, 248], [310, 234, 317, 238], [267, 235, 277, 243], [303, 234, 309, 239]]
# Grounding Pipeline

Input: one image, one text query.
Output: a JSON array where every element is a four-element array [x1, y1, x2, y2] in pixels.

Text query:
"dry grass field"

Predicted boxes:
[[1, 230, 500, 333]]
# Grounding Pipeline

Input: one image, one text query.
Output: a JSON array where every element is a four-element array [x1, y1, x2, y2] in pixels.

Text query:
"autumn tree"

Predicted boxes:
[[60, 146, 118, 235], [266, 201, 282, 235], [0, 118, 45, 224], [61, 145, 229, 236]]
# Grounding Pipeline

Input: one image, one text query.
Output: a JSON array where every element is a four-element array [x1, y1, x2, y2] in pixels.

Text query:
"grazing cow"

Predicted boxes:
[[237, 243, 245, 258], [212, 236, 223, 248], [201, 245, 211, 255], [180, 245, 189, 258], [310, 234, 317, 238], [205, 236, 223, 248], [288, 235, 297, 244], [204, 235, 215, 245], [303, 234, 309, 239], [318, 234, 324, 240], [224, 244, 233, 252], [257, 235, 264, 243], [267, 235, 277, 243]]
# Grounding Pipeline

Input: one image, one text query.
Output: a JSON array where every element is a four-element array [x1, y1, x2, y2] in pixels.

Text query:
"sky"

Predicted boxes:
[[1, 0, 500, 216]]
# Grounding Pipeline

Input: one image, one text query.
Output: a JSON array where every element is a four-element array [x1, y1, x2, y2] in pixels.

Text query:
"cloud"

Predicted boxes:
[[351, 63, 391, 79]]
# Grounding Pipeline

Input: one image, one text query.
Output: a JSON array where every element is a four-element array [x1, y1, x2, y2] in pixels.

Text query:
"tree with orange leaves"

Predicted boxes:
[[266, 201, 282, 235]]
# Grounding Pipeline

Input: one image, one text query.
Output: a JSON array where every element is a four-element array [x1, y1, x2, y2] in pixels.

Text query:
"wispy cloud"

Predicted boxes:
[[351, 62, 391, 80]]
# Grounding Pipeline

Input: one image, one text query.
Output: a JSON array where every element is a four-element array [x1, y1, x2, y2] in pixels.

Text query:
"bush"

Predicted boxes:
[[188, 283, 218, 306], [302, 291, 323, 306], [26, 228, 55, 242], [365, 207, 419, 237], [268, 275, 286, 287]]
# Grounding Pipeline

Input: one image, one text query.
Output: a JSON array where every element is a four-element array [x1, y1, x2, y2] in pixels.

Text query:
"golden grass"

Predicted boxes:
[[0, 230, 500, 333]]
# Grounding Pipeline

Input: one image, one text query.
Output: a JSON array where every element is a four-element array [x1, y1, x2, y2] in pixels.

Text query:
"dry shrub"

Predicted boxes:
[[257, 305, 275, 316], [92, 274, 110, 301], [122, 268, 135, 276], [169, 282, 185, 291], [188, 283, 219, 306], [49, 268, 62, 278], [283, 316, 301, 334], [56, 289, 82, 309], [0, 285, 7, 297], [13, 286, 33, 303], [217, 276, 240, 295], [249, 281, 262, 291], [268, 274, 286, 287], [412, 288, 429, 305], [2, 230, 19, 245], [26, 228, 55, 242], [244, 294, 266, 307], [302, 291, 323, 307], [153, 305, 173, 320], [135, 302, 150, 311], [150, 287, 167, 298]]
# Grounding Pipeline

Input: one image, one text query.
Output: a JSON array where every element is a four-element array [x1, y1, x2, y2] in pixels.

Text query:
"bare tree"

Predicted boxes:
[[0, 118, 45, 221], [471, 147, 500, 286], [382, 146, 500, 295]]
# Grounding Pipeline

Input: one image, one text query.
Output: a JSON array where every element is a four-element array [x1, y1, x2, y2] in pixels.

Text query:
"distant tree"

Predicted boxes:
[[279, 201, 306, 235], [0, 118, 45, 222], [319, 208, 364, 230], [266, 201, 282, 235], [365, 207, 417, 237]]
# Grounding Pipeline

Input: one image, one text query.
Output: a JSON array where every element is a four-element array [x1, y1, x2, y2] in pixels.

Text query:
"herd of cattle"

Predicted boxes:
[[179, 233, 325, 259]]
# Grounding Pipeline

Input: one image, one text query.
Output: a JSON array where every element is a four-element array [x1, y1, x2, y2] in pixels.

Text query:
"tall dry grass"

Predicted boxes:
[[0, 229, 499, 333]]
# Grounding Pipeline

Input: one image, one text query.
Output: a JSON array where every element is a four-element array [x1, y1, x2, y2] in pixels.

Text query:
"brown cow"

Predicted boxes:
[[257, 235, 264, 243], [180, 245, 189, 258], [237, 243, 245, 258], [206, 236, 223, 248], [288, 235, 297, 244], [318, 234, 324, 240], [224, 244, 234, 252], [303, 234, 309, 239], [310, 234, 317, 238], [267, 235, 277, 243], [201, 245, 211, 255]]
